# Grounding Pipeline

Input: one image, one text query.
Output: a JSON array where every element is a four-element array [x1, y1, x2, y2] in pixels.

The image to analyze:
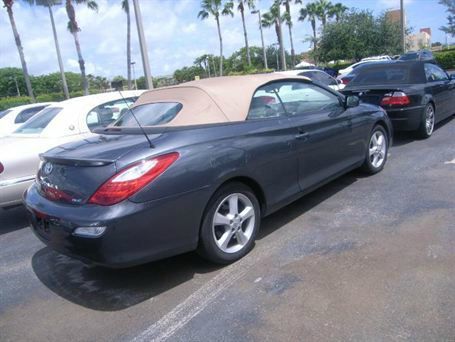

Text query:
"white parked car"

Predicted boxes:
[[0, 102, 55, 137], [0, 90, 144, 208], [277, 69, 345, 91], [360, 55, 391, 62]]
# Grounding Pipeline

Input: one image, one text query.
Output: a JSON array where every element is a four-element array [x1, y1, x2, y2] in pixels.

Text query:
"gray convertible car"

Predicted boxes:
[[24, 74, 392, 267]]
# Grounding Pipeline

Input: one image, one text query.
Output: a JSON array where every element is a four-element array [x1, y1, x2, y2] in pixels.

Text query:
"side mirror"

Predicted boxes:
[[345, 95, 360, 108]]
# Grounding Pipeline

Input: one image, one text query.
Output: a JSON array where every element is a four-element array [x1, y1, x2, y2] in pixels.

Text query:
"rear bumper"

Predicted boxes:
[[0, 176, 35, 208], [386, 105, 424, 131], [24, 184, 209, 268]]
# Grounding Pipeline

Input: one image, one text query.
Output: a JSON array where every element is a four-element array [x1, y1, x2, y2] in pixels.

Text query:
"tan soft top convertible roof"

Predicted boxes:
[[133, 73, 310, 126]]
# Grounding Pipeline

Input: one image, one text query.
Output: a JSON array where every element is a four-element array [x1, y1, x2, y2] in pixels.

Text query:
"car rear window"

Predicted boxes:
[[349, 64, 423, 85], [14, 107, 62, 134], [113, 102, 183, 127], [399, 53, 418, 60]]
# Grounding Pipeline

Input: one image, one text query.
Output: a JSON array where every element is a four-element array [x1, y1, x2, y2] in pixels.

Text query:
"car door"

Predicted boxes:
[[424, 63, 452, 119], [269, 81, 357, 192], [245, 84, 300, 206]]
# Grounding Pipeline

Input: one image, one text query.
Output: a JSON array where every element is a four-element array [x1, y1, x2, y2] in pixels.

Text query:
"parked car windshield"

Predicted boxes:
[[113, 102, 183, 127], [14, 107, 62, 134], [0, 109, 12, 120], [349, 64, 423, 85]]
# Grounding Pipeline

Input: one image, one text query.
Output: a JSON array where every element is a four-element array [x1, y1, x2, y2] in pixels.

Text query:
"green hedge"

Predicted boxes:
[[434, 50, 455, 70], [0, 91, 88, 111]]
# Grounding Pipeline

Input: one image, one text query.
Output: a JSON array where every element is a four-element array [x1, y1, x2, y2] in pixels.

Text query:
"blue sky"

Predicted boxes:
[[0, 0, 450, 79]]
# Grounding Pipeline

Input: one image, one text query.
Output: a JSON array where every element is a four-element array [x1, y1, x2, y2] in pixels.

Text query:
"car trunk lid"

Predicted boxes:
[[37, 133, 158, 205]]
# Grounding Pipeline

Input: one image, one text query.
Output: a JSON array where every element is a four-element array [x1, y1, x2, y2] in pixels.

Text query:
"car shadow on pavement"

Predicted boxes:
[[392, 115, 453, 147], [32, 247, 221, 312], [0, 205, 29, 236], [31, 170, 360, 312]]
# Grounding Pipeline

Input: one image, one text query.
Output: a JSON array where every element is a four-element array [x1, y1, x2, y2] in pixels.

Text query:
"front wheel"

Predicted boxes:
[[416, 103, 435, 139], [361, 125, 389, 174], [198, 182, 260, 264]]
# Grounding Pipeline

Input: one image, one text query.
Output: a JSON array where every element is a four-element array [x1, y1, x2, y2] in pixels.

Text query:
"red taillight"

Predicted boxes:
[[0, 162, 3, 174], [380, 92, 410, 106], [88, 152, 179, 206], [341, 77, 350, 85]]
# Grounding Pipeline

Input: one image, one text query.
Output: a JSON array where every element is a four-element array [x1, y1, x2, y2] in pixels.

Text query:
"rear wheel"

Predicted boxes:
[[361, 125, 388, 174], [198, 182, 260, 264], [416, 103, 435, 139]]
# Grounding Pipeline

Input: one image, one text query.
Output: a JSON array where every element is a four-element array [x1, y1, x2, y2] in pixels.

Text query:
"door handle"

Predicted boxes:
[[295, 131, 310, 140]]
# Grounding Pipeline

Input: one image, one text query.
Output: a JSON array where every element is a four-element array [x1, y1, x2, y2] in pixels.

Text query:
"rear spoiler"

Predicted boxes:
[[39, 154, 114, 167]]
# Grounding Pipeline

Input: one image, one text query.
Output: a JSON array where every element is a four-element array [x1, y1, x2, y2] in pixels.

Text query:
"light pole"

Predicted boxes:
[[11, 76, 20, 97], [252, 9, 268, 70], [272, 43, 280, 70], [400, 0, 406, 53], [132, 0, 153, 89], [131, 61, 138, 90], [206, 56, 211, 78]]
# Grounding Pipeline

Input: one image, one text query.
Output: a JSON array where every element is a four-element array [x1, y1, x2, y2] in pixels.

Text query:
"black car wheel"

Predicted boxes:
[[198, 182, 260, 264], [416, 103, 435, 139], [362, 125, 388, 174]]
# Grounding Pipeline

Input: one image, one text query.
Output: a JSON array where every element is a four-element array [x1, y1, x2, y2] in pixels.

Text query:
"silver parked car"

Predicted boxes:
[[0, 90, 144, 208]]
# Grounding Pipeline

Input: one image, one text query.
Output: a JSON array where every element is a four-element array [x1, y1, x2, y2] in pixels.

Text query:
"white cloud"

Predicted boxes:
[[183, 23, 197, 34]]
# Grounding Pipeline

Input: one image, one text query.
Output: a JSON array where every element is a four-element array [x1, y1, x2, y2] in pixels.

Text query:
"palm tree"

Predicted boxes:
[[328, 2, 348, 22], [122, 0, 132, 89], [198, 0, 234, 76], [65, 0, 98, 95], [282, 0, 297, 67], [262, 1, 286, 70], [3, 0, 35, 101], [299, 2, 319, 49], [235, 0, 255, 67], [314, 0, 332, 28], [29, 0, 70, 99]]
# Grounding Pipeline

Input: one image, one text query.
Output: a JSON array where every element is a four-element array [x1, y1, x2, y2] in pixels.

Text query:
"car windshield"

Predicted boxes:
[[14, 107, 62, 134], [349, 65, 416, 85], [399, 53, 418, 60], [0, 109, 12, 120], [113, 102, 183, 127]]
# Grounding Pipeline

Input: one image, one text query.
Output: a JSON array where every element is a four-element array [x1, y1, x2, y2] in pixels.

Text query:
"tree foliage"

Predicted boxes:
[[315, 10, 402, 62], [440, 0, 455, 36]]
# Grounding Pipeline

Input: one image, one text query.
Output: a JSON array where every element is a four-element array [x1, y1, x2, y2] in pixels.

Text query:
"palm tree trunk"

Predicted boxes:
[[66, 0, 89, 95], [48, 3, 69, 99], [240, 7, 251, 66], [311, 20, 317, 49], [72, 31, 89, 95], [277, 5, 286, 71], [126, 0, 132, 90], [216, 15, 223, 76], [5, 3, 35, 102], [284, 1, 295, 67], [288, 24, 295, 67]]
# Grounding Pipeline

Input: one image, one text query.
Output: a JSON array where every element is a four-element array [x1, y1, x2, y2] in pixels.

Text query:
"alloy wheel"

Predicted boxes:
[[369, 130, 387, 169], [212, 193, 256, 254], [425, 105, 435, 135]]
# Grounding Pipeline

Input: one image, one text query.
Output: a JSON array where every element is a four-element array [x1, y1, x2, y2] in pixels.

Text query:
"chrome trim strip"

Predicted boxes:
[[0, 176, 35, 187]]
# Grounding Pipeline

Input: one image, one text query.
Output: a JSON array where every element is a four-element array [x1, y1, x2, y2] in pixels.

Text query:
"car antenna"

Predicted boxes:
[[117, 90, 154, 148]]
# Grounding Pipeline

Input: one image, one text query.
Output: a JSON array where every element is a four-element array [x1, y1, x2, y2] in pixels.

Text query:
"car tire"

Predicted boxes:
[[361, 125, 389, 174], [416, 103, 435, 139], [197, 182, 261, 264]]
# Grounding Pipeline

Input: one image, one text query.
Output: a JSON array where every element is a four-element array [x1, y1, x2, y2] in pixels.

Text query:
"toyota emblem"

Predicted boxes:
[[43, 162, 53, 175]]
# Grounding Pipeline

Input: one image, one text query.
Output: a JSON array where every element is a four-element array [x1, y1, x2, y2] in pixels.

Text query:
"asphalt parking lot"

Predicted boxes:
[[1, 117, 454, 342]]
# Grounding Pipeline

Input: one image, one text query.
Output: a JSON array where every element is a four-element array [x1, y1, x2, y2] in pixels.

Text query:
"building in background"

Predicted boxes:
[[407, 30, 432, 51]]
